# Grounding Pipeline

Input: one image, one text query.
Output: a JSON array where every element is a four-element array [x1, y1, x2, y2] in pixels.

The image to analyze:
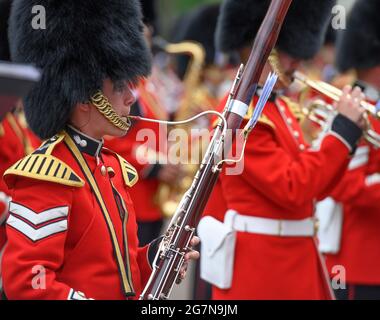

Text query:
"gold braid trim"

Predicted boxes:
[[268, 49, 292, 87], [243, 102, 275, 129], [90, 91, 131, 131], [280, 96, 305, 123]]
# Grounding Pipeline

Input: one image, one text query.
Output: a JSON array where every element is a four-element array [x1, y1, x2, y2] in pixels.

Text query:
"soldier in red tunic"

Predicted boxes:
[[201, 0, 366, 300], [322, 0, 380, 300], [0, 0, 40, 288], [1, 0, 198, 300], [105, 0, 183, 247]]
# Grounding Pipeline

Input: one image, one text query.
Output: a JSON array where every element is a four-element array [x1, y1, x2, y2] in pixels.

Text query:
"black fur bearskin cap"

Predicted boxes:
[[172, 4, 220, 80], [215, 0, 336, 60], [336, 0, 380, 72], [0, 0, 11, 61], [140, 0, 156, 27], [8, 0, 152, 139]]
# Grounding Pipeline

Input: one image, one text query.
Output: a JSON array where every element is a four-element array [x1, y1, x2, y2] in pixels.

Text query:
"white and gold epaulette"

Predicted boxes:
[[4, 133, 84, 188]]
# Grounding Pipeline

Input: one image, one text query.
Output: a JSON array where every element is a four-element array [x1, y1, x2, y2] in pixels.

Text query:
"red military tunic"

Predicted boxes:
[[0, 112, 39, 252], [1, 127, 154, 300], [325, 116, 380, 285], [105, 82, 167, 223], [205, 94, 359, 300]]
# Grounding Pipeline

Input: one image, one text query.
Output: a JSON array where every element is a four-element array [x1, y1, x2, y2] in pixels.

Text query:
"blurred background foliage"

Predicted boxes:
[[157, 0, 221, 36], [155, 0, 355, 39], [160, 0, 220, 13]]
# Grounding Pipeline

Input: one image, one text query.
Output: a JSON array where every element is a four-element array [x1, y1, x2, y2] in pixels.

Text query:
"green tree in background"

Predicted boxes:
[[169, 0, 220, 12], [157, 0, 221, 37]]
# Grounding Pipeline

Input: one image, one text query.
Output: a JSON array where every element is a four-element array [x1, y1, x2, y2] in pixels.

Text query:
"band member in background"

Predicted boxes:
[[300, 19, 337, 83], [105, 0, 185, 247], [171, 3, 231, 111], [1, 0, 198, 300], [0, 0, 40, 290], [169, 3, 227, 300], [322, 0, 380, 300], [201, 0, 365, 300]]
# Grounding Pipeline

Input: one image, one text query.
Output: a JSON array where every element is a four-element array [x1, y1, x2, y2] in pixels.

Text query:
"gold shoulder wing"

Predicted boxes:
[[257, 114, 275, 129], [4, 154, 84, 188], [4, 133, 84, 188], [115, 154, 139, 188], [244, 102, 275, 129]]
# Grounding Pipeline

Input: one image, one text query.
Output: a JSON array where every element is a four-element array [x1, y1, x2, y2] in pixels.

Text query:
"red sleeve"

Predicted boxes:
[[329, 151, 380, 209], [136, 235, 166, 288], [330, 171, 380, 210], [237, 124, 351, 209], [352, 181, 380, 209], [1, 178, 74, 300], [329, 165, 369, 203], [136, 245, 152, 287]]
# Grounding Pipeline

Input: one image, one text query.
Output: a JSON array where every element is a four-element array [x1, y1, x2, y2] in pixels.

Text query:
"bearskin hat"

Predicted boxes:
[[0, 0, 11, 61], [8, 0, 152, 139], [171, 4, 220, 79], [140, 0, 157, 28], [335, 0, 380, 72], [325, 19, 337, 46], [216, 0, 336, 60]]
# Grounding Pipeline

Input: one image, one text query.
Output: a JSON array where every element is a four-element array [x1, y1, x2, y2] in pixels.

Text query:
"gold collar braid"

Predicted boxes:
[[268, 49, 292, 87], [90, 91, 131, 131]]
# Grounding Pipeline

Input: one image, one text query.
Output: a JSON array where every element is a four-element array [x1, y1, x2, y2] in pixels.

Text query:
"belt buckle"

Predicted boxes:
[[313, 217, 320, 236]]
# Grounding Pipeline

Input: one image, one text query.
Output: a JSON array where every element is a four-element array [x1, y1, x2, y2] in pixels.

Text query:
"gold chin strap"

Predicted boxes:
[[268, 49, 292, 87], [90, 91, 131, 131]]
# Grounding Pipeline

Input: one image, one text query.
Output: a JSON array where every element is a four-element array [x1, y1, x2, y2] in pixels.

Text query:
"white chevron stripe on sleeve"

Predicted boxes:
[[6, 214, 67, 242], [9, 202, 68, 225], [366, 173, 380, 187], [348, 146, 370, 170]]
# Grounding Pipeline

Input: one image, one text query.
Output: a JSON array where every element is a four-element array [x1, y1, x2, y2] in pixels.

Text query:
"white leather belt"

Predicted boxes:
[[225, 210, 319, 237]]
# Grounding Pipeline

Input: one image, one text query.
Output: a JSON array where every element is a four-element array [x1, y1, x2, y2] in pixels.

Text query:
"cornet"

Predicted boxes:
[[293, 71, 380, 148]]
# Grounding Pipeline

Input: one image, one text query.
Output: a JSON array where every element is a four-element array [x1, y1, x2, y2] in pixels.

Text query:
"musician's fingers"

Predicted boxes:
[[185, 249, 200, 261], [190, 236, 200, 247], [342, 85, 352, 96], [351, 86, 362, 98], [177, 262, 189, 282]]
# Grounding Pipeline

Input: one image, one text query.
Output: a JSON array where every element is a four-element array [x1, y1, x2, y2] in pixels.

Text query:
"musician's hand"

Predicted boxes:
[[335, 85, 366, 129], [177, 236, 200, 284]]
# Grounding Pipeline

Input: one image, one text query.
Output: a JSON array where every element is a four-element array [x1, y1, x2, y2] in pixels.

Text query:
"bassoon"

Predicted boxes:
[[139, 0, 293, 300]]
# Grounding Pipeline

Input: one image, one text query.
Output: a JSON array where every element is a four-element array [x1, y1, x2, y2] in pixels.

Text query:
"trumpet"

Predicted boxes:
[[293, 71, 380, 148], [293, 71, 380, 118]]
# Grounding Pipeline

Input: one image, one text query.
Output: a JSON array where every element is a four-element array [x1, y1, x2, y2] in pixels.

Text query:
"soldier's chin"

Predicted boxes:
[[110, 126, 128, 138]]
